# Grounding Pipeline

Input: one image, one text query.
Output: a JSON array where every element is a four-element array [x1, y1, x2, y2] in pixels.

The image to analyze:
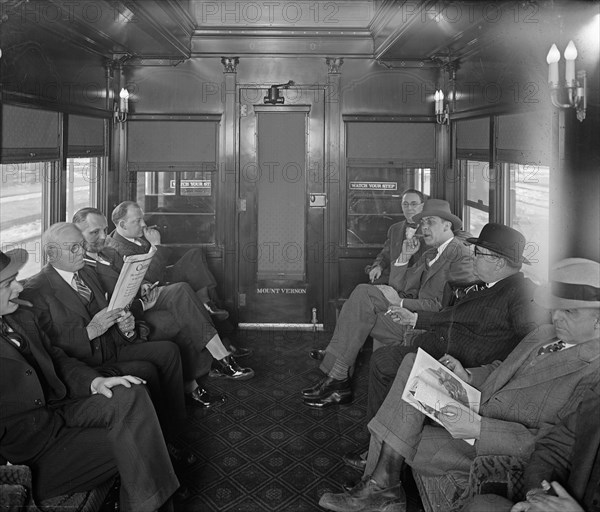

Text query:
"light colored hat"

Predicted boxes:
[[0, 249, 28, 283], [412, 199, 463, 230], [534, 258, 600, 309]]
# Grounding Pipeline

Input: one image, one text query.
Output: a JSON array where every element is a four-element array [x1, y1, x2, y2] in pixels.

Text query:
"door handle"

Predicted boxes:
[[309, 193, 327, 207]]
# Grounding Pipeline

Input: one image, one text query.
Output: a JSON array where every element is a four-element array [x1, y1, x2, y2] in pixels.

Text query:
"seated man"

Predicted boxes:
[[302, 199, 474, 408], [0, 248, 179, 511], [73, 207, 254, 396], [463, 381, 600, 512], [364, 188, 426, 285], [105, 200, 228, 319], [21, 223, 193, 464], [364, 224, 550, 428], [318, 258, 600, 512]]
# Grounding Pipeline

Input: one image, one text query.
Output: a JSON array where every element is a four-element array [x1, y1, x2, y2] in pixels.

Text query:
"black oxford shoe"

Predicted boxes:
[[187, 387, 225, 408], [303, 388, 353, 408], [301, 375, 351, 400], [309, 349, 325, 360]]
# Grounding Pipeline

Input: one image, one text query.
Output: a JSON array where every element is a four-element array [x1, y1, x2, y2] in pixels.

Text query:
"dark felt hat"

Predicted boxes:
[[466, 223, 530, 265], [0, 249, 28, 283], [412, 199, 463, 230]]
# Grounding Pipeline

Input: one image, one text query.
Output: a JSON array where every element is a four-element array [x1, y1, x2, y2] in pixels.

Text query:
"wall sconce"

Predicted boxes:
[[114, 88, 129, 124], [547, 40, 586, 122], [434, 89, 449, 125]]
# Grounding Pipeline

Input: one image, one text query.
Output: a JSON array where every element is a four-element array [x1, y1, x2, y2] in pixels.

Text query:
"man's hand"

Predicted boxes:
[[116, 310, 135, 335], [140, 283, 161, 310], [511, 482, 584, 512], [438, 405, 481, 439], [386, 306, 417, 325], [439, 354, 471, 382], [143, 226, 161, 246], [86, 307, 123, 339], [369, 265, 382, 283], [90, 375, 147, 398]]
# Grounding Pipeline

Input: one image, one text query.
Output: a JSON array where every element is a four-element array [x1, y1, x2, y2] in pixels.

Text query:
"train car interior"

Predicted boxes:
[[1, 1, 599, 511]]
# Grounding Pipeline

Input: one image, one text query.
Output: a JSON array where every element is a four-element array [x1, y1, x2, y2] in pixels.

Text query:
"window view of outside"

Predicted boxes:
[[65, 157, 100, 222], [508, 163, 550, 284], [463, 160, 490, 236], [0, 162, 47, 278]]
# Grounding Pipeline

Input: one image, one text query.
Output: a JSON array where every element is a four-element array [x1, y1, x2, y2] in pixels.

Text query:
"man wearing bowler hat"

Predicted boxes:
[[342, 223, 550, 473], [319, 257, 600, 512], [0, 248, 179, 511], [302, 199, 474, 408]]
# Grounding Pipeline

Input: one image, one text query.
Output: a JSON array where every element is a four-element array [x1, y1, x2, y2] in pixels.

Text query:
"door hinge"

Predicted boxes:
[[240, 104, 248, 117], [238, 293, 246, 307], [237, 198, 246, 212]]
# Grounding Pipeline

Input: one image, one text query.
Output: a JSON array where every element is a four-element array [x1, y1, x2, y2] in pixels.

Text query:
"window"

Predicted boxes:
[[65, 157, 102, 221], [507, 163, 550, 284], [461, 160, 490, 236], [0, 162, 52, 278], [135, 169, 216, 244], [346, 164, 432, 245]]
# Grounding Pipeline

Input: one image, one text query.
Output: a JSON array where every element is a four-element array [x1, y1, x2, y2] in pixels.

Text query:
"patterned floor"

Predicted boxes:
[[175, 329, 425, 512]]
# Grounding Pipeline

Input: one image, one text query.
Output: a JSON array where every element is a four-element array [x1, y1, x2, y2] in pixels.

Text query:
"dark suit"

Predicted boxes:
[[105, 230, 216, 292], [367, 272, 550, 420], [21, 264, 187, 436], [0, 308, 178, 510], [87, 250, 217, 379], [464, 382, 600, 511], [364, 326, 600, 480], [320, 237, 474, 375]]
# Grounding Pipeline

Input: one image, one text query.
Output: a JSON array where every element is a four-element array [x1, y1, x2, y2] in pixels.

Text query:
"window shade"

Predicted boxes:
[[1, 105, 60, 163], [127, 120, 218, 166], [346, 123, 434, 161], [67, 115, 105, 157], [497, 112, 551, 165], [456, 117, 490, 160]]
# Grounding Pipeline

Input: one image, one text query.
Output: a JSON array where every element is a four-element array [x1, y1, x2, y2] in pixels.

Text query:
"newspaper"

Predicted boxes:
[[107, 247, 156, 310], [402, 348, 481, 444]]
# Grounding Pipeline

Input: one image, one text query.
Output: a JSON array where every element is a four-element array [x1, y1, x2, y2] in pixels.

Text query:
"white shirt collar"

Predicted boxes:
[[53, 267, 78, 290], [123, 235, 142, 246], [428, 236, 454, 266]]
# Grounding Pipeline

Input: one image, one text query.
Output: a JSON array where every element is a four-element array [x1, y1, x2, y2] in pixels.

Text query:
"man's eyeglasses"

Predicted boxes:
[[474, 247, 497, 258], [69, 241, 86, 254], [402, 201, 423, 208]]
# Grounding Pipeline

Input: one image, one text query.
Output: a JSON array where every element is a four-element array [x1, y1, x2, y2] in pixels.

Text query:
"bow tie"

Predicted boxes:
[[538, 340, 566, 356]]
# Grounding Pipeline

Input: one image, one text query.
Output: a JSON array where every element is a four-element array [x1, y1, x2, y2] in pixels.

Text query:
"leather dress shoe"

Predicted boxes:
[[204, 301, 230, 321], [209, 356, 255, 380], [309, 349, 325, 360], [303, 388, 353, 408], [319, 477, 406, 512], [342, 450, 368, 471], [302, 375, 351, 400], [229, 344, 253, 358], [167, 443, 197, 467], [187, 387, 225, 408]]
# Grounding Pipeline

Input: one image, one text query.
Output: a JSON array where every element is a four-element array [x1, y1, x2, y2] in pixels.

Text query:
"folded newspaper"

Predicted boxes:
[[401, 348, 481, 444], [107, 247, 156, 310]]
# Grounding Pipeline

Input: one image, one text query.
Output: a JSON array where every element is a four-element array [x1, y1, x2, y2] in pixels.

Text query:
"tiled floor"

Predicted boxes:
[[175, 329, 425, 512]]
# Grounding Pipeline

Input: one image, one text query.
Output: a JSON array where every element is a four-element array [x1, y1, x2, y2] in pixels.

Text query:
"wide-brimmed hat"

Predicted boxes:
[[412, 199, 463, 230], [0, 249, 28, 283], [534, 258, 600, 309], [466, 223, 530, 265]]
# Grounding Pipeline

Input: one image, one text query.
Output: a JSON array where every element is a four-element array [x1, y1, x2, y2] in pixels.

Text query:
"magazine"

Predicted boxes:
[[107, 247, 156, 311], [401, 348, 481, 444]]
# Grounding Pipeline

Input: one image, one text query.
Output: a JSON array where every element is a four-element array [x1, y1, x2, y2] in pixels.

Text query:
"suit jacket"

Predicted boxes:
[[414, 272, 550, 367], [391, 237, 475, 312], [0, 308, 99, 464], [523, 382, 600, 510], [21, 264, 133, 367], [105, 230, 172, 285], [413, 325, 600, 472]]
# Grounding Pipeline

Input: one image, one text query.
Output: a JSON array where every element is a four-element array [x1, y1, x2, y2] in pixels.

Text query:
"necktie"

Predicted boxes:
[[454, 283, 488, 302], [538, 340, 566, 356], [73, 272, 92, 303]]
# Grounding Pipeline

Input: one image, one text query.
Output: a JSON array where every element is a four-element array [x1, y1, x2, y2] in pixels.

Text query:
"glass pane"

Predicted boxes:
[[66, 157, 100, 221], [415, 167, 432, 196], [466, 206, 489, 237], [1, 162, 46, 278], [509, 163, 550, 283], [347, 166, 415, 245], [466, 160, 490, 206], [136, 171, 216, 244]]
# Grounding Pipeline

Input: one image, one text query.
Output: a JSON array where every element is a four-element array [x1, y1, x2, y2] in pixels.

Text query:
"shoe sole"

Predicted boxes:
[[318, 494, 406, 512], [302, 392, 353, 408], [208, 369, 255, 381]]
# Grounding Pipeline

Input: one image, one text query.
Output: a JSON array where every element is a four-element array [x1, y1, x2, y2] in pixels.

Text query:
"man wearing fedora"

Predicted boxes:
[[318, 257, 600, 512], [302, 199, 474, 408], [0, 248, 179, 511]]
